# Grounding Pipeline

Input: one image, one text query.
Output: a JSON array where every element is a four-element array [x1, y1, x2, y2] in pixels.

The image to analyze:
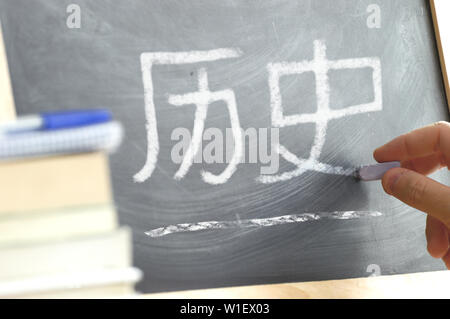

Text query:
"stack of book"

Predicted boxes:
[[0, 110, 141, 298]]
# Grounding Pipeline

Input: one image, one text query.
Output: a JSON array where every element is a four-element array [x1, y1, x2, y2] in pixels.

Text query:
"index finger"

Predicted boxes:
[[373, 121, 450, 166]]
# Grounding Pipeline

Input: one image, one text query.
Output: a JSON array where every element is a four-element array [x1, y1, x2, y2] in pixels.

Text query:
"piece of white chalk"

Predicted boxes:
[[355, 161, 401, 181]]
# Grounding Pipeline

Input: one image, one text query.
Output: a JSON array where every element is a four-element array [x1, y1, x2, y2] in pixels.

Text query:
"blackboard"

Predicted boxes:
[[1, 0, 449, 293]]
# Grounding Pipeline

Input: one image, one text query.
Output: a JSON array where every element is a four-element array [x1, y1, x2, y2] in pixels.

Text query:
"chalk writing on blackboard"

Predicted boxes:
[[145, 211, 383, 238], [134, 48, 243, 184], [260, 40, 382, 183], [135, 40, 382, 185], [168, 67, 243, 185]]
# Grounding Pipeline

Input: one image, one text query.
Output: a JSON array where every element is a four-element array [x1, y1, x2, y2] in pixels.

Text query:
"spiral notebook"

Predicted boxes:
[[0, 121, 123, 160]]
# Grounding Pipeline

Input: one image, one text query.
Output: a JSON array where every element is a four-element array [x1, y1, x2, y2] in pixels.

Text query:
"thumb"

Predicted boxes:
[[382, 167, 450, 228]]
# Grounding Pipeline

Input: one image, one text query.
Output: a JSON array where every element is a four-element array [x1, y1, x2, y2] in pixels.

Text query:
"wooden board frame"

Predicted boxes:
[[0, 20, 16, 122], [145, 270, 450, 299], [430, 0, 450, 111]]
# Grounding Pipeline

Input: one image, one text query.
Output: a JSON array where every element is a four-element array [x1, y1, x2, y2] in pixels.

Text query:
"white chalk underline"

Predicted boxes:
[[145, 211, 382, 238]]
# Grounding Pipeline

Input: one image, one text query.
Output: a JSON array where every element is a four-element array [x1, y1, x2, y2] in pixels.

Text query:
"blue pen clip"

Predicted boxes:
[[0, 109, 113, 136], [41, 109, 112, 130]]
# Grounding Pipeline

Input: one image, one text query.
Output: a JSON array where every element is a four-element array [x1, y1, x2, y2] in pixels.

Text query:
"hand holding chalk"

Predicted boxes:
[[374, 122, 450, 269]]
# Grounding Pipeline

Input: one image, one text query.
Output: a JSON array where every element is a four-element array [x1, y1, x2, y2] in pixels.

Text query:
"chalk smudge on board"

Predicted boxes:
[[145, 211, 382, 238]]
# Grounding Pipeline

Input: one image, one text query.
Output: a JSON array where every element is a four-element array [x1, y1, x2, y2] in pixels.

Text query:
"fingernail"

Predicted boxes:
[[384, 170, 406, 195], [373, 148, 380, 160]]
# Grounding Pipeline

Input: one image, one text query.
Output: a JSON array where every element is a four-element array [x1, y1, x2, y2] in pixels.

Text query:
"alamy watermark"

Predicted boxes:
[[366, 264, 381, 277], [66, 4, 81, 29], [366, 4, 381, 29], [171, 127, 280, 175]]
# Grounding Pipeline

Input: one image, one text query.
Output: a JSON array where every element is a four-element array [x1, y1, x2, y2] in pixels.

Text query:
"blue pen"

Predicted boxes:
[[0, 109, 112, 135]]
